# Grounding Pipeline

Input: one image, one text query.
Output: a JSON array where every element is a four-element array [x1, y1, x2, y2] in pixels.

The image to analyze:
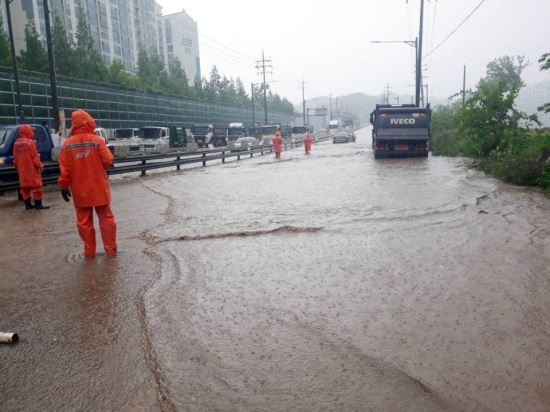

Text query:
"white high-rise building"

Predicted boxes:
[[2, 0, 200, 84], [161, 10, 201, 85]]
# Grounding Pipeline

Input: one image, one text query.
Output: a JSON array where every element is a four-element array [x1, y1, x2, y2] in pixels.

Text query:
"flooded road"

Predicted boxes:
[[2, 127, 550, 411]]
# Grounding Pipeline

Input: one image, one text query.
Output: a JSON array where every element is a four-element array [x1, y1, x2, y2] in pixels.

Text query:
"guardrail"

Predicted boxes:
[[0, 136, 331, 194]]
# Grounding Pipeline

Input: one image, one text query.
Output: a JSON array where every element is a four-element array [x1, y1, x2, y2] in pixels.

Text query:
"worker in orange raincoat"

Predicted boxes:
[[273, 129, 283, 159], [304, 131, 313, 154], [13, 124, 49, 210], [58, 110, 117, 258]]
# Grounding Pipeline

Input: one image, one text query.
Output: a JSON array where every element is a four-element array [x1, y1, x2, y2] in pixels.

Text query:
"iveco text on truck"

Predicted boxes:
[[369, 104, 431, 159]]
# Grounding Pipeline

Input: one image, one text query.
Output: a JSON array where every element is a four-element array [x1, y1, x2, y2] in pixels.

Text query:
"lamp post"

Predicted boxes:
[[4, 0, 24, 122], [371, 38, 420, 107]]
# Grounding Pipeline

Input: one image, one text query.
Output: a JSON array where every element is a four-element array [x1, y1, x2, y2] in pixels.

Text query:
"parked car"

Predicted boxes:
[[260, 135, 274, 147], [333, 132, 351, 144], [231, 136, 259, 151]]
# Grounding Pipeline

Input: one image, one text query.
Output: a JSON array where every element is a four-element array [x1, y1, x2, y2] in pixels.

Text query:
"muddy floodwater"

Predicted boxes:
[[1, 127, 550, 411]]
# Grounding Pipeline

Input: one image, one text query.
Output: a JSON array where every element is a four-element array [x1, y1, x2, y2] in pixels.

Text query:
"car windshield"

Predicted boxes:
[[228, 128, 245, 136], [115, 129, 136, 138], [192, 126, 209, 134], [0, 127, 12, 148], [140, 128, 162, 139]]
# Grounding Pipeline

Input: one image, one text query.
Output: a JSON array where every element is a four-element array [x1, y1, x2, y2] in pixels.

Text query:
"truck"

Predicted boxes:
[[227, 122, 246, 143], [211, 127, 228, 147], [369, 104, 431, 159], [0, 123, 56, 167], [190, 123, 214, 148], [138, 126, 171, 154], [328, 119, 341, 133]]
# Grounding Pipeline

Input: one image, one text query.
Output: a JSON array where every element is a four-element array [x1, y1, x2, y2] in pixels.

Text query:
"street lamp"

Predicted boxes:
[[4, 0, 24, 122], [371, 38, 420, 107]]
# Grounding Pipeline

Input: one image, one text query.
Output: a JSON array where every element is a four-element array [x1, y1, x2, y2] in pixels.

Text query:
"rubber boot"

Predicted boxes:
[[34, 199, 50, 210], [24, 199, 34, 210]]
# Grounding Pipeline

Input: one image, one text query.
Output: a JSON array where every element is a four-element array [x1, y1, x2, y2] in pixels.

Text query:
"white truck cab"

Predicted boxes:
[[138, 126, 170, 154]]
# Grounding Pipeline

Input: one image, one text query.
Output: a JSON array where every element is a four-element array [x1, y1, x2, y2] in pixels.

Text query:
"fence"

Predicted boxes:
[[0, 137, 331, 194], [0, 69, 292, 129]]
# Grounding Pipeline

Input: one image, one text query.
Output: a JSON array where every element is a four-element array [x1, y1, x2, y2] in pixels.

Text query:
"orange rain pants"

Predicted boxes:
[[20, 187, 43, 201], [76, 204, 117, 258]]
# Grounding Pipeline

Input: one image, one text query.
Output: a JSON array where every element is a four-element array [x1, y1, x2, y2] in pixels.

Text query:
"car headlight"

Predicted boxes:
[[0, 157, 6, 166]]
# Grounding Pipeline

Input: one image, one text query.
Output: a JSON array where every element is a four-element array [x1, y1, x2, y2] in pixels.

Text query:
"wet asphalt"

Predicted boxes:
[[1, 127, 550, 411]]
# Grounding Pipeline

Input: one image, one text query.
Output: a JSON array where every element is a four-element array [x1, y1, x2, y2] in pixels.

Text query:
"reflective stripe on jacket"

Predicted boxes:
[[58, 110, 113, 207]]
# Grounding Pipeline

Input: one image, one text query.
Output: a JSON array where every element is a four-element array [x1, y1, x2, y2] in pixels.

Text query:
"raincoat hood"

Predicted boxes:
[[19, 124, 34, 139], [70, 110, 96, 135]]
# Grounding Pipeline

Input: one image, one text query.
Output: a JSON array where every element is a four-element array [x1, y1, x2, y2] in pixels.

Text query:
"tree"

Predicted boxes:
[[0, 19, 10, 67], [52, 16, 79, 78], [19, 20, 48, 72], [538, 53, 550, 114], [74, 10, 106, 81], [164, 57, 189, 96], [460, 55, 535, 157], [484, 55, 526, 92]]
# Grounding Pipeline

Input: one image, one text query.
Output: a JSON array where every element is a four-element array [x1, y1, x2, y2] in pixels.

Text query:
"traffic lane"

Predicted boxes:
[[142, 234, 455, 411], [138, 130, 550, 410], [144, 192, 550, 411], [0, 178, 167, 411]]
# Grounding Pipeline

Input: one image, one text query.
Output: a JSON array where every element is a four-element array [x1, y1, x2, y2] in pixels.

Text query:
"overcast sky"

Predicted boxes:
[[156, 0, 550, 105]]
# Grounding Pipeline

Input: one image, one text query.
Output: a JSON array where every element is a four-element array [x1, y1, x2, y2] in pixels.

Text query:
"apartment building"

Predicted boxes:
[[1, 0, 200, 85]]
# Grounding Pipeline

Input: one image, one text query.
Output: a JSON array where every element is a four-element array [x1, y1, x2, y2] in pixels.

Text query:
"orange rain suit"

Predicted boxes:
[[58, 110, 117, 258], [13, 125, 44, 201], [273, 131, 283, 159], [304, 132, 313, 154]]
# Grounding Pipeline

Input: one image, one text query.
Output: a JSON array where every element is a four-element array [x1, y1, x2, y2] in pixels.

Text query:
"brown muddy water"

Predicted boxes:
[[1, 128, 549, 411]]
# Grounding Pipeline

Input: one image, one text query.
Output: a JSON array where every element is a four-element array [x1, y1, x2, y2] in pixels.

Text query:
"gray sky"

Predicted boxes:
[[157, 0, 550, 104]]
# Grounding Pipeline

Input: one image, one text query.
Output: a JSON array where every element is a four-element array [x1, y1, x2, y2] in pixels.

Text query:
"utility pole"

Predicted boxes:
[[417, 0, 425, 107], [462, 65, 466, 108], [301, 79, 306, 126], [329, 93, 332, 119], [5, 0, 24, 122], [251, 83, 256, 127], [43, 0, 60, 131], [424, 83, 429, 106], [255, 50, 272, 124]]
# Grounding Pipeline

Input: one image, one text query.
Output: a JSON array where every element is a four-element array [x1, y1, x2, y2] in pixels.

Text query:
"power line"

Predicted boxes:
[[424, 0, 486, 59]]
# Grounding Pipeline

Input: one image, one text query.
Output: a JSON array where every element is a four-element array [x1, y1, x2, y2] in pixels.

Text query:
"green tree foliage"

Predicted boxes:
[[430, 103, 473, 156], [460, 55, 534, 157], [0, 19, 11, 67], [431, 55, 549, 189], [74, 10, 106, 81], [52, 16, 79, 77], [538, 53, 550, 114], [7, 14, 295, 118], [164, 57, 190, 96], [19, 20, 48, 72], [136, 49, 167, 92]]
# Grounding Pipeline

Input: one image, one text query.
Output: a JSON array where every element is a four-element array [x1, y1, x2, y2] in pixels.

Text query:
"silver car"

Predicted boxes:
[[231, 136, 259, 151]]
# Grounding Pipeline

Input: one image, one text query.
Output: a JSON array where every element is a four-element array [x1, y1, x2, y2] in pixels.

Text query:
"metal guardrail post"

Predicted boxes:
[[141, 159, 146, 176], [222, 151, 225, 163], [202, 153, 206, 167]]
